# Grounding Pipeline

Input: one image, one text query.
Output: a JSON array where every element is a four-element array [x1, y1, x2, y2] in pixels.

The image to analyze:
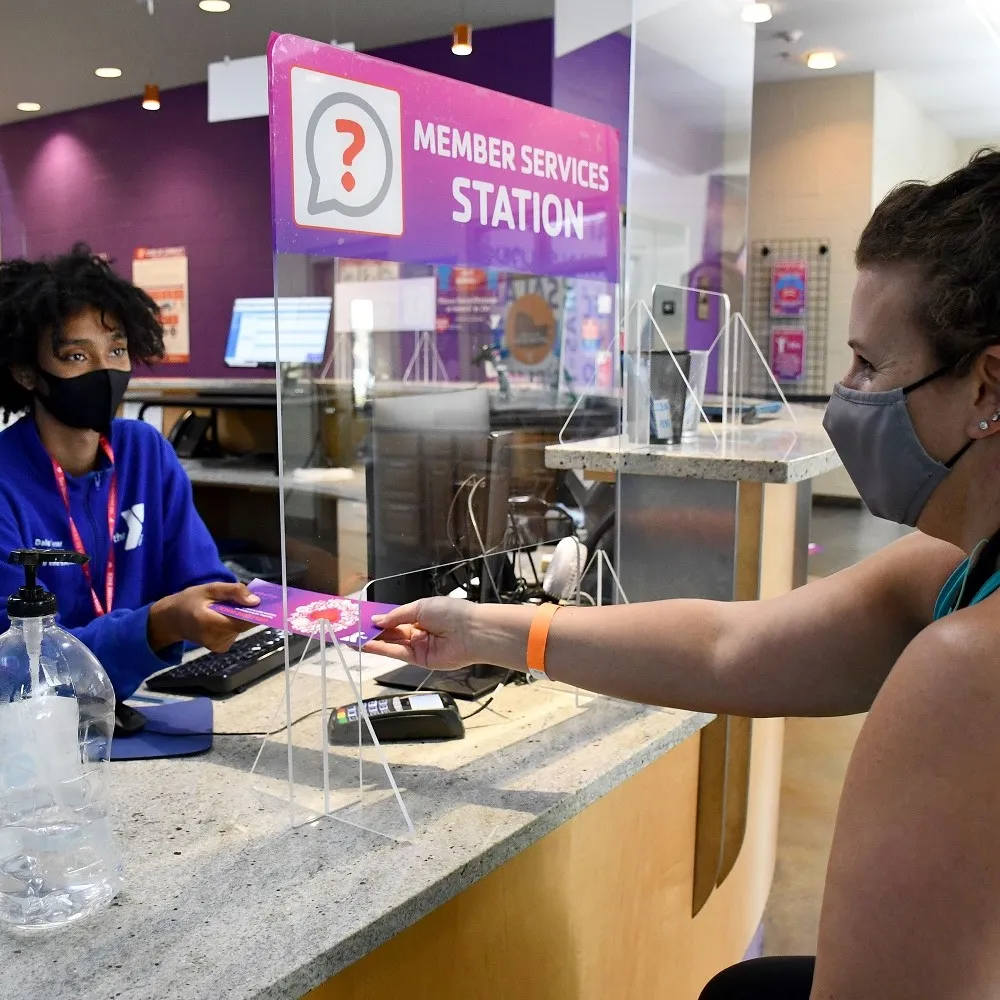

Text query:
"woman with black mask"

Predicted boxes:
[[366, 149, 1000, 999], [0, 244, 259, 701]]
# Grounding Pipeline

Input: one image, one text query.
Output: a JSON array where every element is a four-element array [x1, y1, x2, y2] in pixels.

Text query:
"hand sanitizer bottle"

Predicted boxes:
[[0, 549, 122, 931]]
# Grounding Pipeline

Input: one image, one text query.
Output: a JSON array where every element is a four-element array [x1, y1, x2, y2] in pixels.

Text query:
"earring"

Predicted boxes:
[[981, 420, 990, 431], [992, 412, 1000, 422]]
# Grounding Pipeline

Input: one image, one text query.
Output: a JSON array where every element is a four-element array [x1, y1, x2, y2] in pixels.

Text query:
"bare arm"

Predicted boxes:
[[369, 532, 963, 718], [810, 601, 1000, 999]]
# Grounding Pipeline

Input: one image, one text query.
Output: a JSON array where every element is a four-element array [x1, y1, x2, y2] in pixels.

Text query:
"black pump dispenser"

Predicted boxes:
[[6, 549, 88, 619]]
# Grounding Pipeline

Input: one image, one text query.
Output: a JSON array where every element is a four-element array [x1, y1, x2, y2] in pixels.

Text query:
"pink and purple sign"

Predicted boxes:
[[268, 33, 620, 282], [770, 327, 806, 383], [770, 261, 808, 318], [211, 580, 396, 649]]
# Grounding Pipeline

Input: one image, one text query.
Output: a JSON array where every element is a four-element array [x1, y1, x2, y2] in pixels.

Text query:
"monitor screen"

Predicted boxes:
[[224, 296, 332, 367]]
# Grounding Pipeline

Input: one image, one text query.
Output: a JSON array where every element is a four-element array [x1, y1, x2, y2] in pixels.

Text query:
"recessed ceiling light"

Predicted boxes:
[[198, 0, 231, 11], [806, 51, 838, 70], [741, 3, 772, 23], [16, 102, 41, 113], [95, 67, 123, 79]]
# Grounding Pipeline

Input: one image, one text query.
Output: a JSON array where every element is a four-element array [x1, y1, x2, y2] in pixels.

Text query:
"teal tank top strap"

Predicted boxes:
[[934, 558, 1000, 620], [933, 559, 969, 621]]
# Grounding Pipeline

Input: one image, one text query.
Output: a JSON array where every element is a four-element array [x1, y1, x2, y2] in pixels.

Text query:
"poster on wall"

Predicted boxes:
[[503, 275, 563, 380], [132, 247, 190, 363], [267, 33, 620, 282], [770, 327, 805, 382], [436, 267, 503, 333], [337, 258, 400, 282], [770, 261, 807, 318], [560, 278, 615, 393]]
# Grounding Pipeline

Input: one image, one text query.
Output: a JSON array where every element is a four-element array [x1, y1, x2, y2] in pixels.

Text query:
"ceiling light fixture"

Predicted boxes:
[[95, 67, 123, 79], [16, 102, 41, 113], [806, 50, 837, 70], [452, 24, 473, 56], [199, 0, 231, 11], [741, 2, 772, 23], [142, 83, 161, 111]]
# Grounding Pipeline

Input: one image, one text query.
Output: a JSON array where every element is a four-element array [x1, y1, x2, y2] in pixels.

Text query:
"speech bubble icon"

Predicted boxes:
[[305, 92, 394, 218]]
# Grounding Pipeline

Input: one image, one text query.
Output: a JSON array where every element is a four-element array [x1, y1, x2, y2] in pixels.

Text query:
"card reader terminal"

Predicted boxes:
[[328, 692, 465, 744]]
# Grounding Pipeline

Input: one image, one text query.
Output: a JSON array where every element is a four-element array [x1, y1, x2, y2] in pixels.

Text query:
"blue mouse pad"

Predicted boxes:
[[110, 697, 214, 761]]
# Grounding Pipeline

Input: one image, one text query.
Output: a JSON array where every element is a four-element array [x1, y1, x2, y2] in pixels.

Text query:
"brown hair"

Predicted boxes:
[[856, 147, 1000, 373]]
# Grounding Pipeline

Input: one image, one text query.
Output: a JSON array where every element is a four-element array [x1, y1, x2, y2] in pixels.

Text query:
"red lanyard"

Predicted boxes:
[[50, 437, 117, 618]]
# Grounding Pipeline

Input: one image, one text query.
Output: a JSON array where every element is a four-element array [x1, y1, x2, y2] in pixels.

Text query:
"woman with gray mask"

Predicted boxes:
[[367, 148, 1000, 999]]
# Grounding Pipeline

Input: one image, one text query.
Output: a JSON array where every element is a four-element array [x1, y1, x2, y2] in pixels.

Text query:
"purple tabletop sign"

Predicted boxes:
[[211, 579, 396, 650], [268, 33, 620, 282]]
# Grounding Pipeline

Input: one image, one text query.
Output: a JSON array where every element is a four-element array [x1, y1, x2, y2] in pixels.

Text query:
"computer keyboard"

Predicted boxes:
[[146, 629, 312, 696]]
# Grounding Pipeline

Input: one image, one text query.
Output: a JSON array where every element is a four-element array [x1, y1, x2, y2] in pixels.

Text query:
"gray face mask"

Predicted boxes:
[[822, 367, 974, 527]]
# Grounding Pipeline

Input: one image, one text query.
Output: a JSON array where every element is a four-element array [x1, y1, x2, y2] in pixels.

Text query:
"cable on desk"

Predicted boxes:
[[140, 707, 325, 739], [460, 697, 495, 721]]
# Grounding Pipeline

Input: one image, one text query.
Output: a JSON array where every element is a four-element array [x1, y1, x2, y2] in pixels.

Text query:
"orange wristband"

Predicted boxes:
[[526, 602, 561, 676]]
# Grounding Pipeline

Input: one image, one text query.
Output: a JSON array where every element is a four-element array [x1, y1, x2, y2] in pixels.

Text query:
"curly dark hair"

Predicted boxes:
[[857, 147, 1000, 375], [0, 243, 164, 415]]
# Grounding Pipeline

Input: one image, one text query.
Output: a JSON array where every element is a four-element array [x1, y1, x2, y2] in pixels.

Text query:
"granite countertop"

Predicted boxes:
[[546, 403, 840, 484], [1, 657, 710, 1000]]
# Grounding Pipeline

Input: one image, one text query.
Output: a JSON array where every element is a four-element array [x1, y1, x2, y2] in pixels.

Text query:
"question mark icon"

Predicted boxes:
[[335, 119, 366, 193]]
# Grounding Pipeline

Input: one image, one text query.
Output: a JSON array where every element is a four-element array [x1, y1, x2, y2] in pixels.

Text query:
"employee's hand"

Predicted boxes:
[[367, 598, 480, 670], [148, 582, 260, 654]]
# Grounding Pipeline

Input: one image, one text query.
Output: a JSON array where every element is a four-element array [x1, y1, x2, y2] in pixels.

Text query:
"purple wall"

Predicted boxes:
[[0, 86, 273, 379], [373, 20, 554, 108], [553, 33, 631, 190], [0, 19, 565, 378]]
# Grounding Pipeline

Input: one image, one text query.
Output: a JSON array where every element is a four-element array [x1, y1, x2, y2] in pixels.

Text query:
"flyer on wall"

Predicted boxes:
[[770, 261, 808, 319], [769, 327, 806, 382], [132, 247, 191, 363]]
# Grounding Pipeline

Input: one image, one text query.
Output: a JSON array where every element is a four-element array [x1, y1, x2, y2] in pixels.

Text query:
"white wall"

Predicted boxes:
[[955, 137, 1000, 163], [749, 72, 875, 410], [871, 74, 958, 209], [750, 73, 965, 499]]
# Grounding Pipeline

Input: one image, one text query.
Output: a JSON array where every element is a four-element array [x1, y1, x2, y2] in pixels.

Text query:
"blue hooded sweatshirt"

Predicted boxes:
[[0, 415, 234, 699]]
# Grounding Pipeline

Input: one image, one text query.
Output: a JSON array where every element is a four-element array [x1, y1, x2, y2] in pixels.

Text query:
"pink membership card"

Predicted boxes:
[[210, 579, 397, 649]]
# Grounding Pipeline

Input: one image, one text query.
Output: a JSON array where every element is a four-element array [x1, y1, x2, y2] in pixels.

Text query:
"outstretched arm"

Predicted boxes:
[[369, 532, 963, 718]]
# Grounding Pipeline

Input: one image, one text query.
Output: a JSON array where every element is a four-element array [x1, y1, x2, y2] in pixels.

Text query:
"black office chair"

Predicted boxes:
[[699, 957, 815, 999]]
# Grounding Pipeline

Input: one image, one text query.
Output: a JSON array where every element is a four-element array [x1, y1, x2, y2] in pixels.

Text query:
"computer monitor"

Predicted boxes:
[[224, 296, 332, 368], [366, 388, 493, 605], [367, 389, 517, 698]]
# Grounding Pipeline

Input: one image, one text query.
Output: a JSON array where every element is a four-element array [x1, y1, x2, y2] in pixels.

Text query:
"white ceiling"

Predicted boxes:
[[0, 0, 554, 125], [755, 0, 1000, 138], [4, 0, 1000, 138]]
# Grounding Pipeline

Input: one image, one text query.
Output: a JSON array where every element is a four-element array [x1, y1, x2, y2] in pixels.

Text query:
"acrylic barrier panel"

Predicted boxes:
[[246, 623, 415, 839], [264, 256, 628, 831], [270, 252, 623, 594], [729, 311, 797, 426], [625, 0, 754, 405]]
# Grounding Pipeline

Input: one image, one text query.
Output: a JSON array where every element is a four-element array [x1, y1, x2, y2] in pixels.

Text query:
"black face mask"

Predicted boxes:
[[35, 368, 132, 435]]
